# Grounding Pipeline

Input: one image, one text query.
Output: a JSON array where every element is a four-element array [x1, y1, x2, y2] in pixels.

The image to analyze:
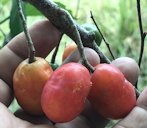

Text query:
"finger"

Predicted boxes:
[[0, 79, 14, 106], [0, 102, 31, 128], [7, 19, 61, 59], [137, 87, 147, 110], [81, 100, 109, 128], [113, 87, 147, 128], [0, 46, 23, 86], [55, 116, 90, 128], [0, 102, 13, 115], [14, 108, 53, 125], [0, 102, 14, 127], [0, 102, 53, 128], [30, 124, 54, 128]]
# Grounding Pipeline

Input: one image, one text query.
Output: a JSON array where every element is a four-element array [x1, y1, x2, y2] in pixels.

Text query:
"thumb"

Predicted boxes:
[[113, 87, 147, 128]]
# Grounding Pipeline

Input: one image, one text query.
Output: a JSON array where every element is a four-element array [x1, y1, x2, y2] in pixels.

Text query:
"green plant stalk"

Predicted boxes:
[[135, 0, 147, 89], [25, 0, 111, 64], [137, 0, 144, 68], [90, 11, 115, 60], [0, 16, 10, 25], [51, 34, 63, 64], [17, 0, 36, 63]]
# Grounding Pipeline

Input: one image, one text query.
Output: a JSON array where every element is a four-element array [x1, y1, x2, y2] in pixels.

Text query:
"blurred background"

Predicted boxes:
[[0, 0, 147, 127]]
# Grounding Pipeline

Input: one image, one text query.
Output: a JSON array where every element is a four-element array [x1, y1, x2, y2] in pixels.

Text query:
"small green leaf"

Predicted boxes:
[[82, 23, 102, 46]]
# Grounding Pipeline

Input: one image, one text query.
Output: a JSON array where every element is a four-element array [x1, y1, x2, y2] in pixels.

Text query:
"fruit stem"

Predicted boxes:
[[90, 11, 115, 60], [51, 34, 63, 64], [17, 0, 36, 63], [73, 24, 95, 73], [26, 0, 111, 64]]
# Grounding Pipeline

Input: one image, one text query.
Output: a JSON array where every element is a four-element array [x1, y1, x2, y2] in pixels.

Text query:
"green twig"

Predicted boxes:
[[135, 0, 147, 89], [0, 16, 10, 25], [90, 11, 115, 60], [137, 0, 146, 68], [25, 0, 110, 64], [51, 39, 61, 64], [17, 0, 36, 63], [51, 34, 63, 63], [25, 0, 94, 72]]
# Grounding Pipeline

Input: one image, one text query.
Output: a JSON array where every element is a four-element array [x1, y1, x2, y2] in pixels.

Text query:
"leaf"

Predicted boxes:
[[9, 0, 24, 38], [25, 3, 42, 16]]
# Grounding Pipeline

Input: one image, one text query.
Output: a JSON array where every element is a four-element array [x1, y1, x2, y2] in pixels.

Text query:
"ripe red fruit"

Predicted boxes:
[[88, 64, 136, 119], [13, 57, 53, 115], [41, 62, 92, 123]]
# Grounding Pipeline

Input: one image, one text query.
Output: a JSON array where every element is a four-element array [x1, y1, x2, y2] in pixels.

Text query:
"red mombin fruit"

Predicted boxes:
[[41, 62, 92, 123], [13, 57, 53, 115], [88, 64, 136, 119]]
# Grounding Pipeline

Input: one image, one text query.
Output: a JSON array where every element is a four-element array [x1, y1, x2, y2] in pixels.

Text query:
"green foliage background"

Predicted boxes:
[[0, 0, 147, 127]]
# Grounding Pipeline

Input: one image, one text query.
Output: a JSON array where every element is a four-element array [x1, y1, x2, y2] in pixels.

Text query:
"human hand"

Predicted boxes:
[[0, 87, 147, 128], [113, 87, 147, 128], [0, 102, 54, 128], [0, 19, 147, 128], [0, 101, 107, 128], [53, 87, 147, 128]]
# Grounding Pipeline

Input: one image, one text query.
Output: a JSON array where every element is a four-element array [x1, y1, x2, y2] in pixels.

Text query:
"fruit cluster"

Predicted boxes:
[[12, 41, 139, 124]]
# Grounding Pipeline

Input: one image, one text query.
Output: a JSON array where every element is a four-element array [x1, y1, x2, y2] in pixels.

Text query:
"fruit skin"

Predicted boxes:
[[62, 42, 77, 61], [63, 47, 100, 67], [13, 57, 53, 115], [82, 23, 102, 46], [41, 62, 92, 123], [111, 57, 140, 85], [88, 64, 136, 119]]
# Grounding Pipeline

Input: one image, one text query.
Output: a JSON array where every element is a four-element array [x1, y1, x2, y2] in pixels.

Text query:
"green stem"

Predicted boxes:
[[90, 11, 115, 60], [25, 0, 110, 64], [0, 16, 10, 25], [51, 39, 61, 63], [17, 0, 36, 63]]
